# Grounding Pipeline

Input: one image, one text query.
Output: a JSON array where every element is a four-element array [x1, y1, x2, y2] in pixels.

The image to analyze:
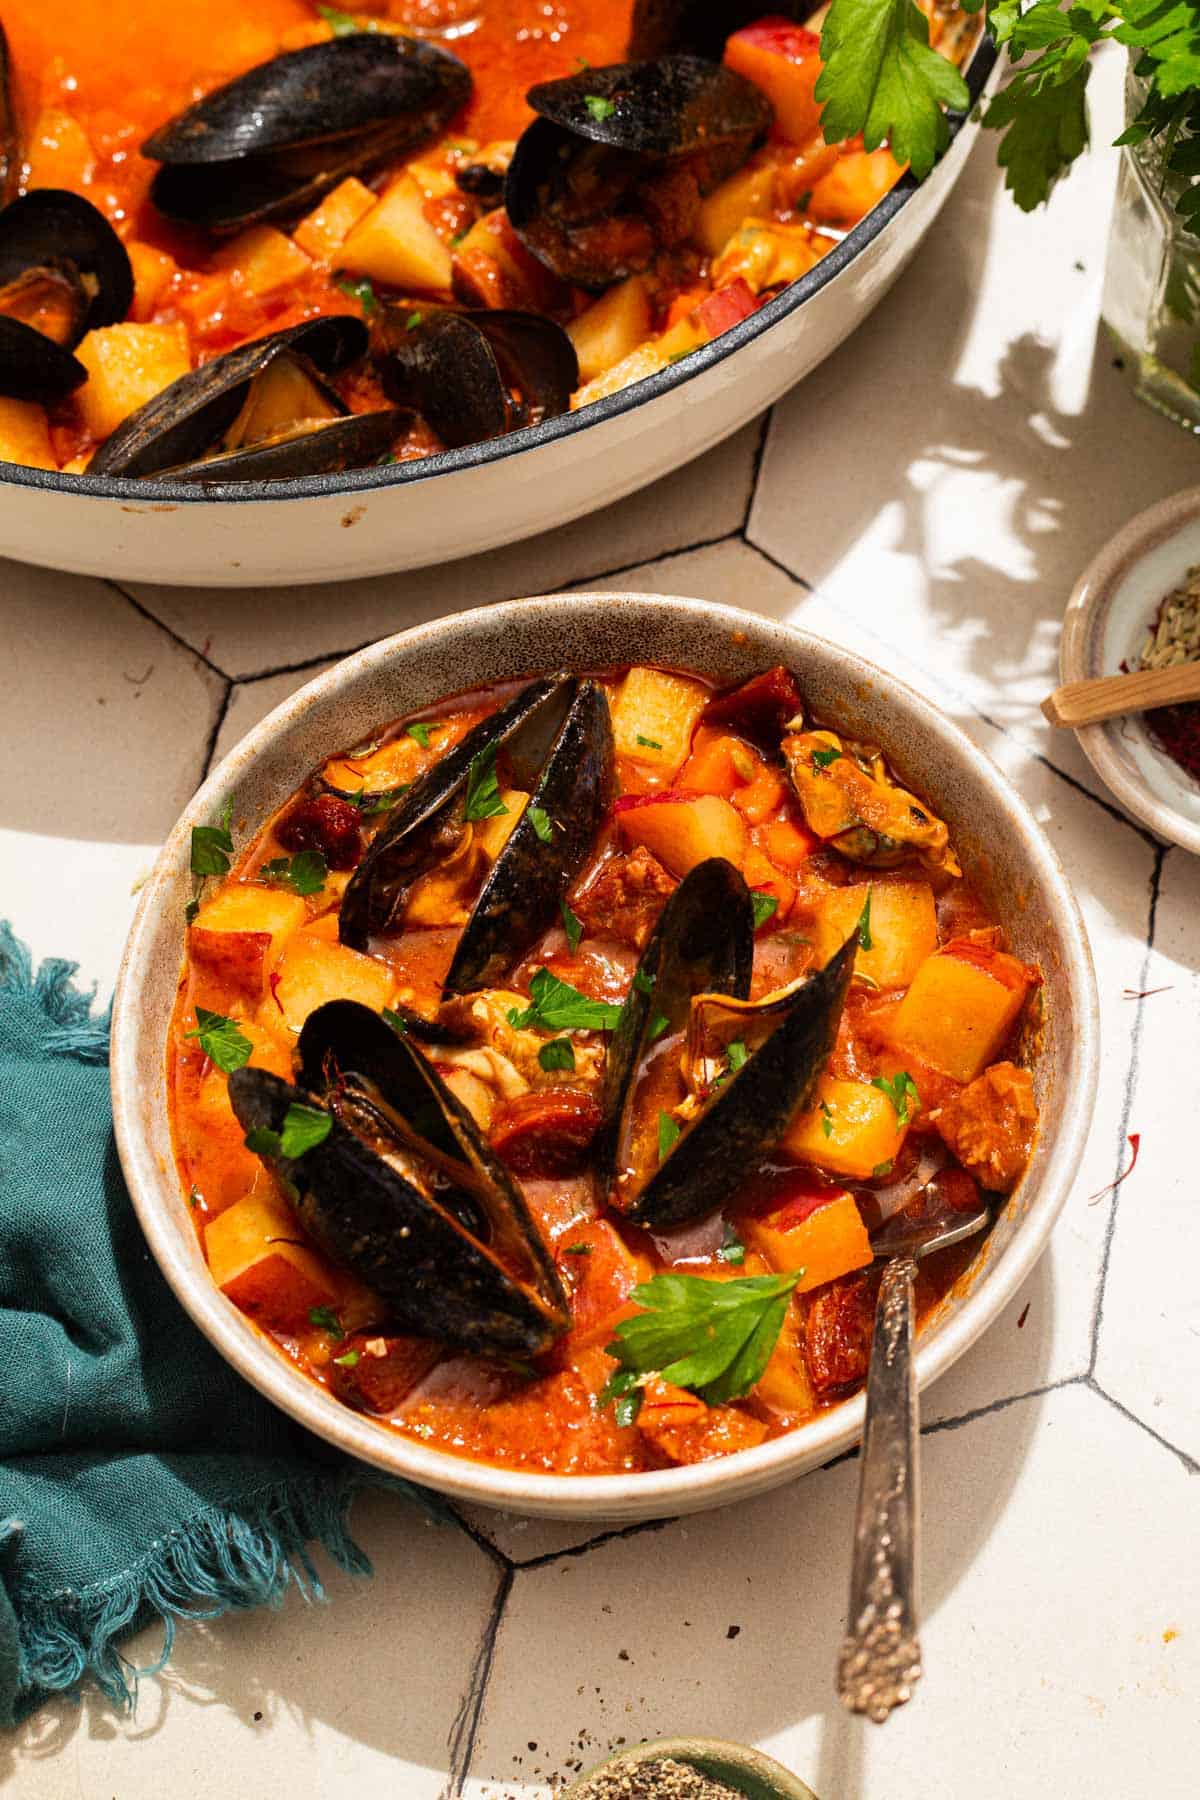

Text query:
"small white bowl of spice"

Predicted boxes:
[[1059, 486, 1200, 853]]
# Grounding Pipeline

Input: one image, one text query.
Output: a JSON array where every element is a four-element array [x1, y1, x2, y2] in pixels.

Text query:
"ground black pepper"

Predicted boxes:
[[566, 1755, 745, 1799]]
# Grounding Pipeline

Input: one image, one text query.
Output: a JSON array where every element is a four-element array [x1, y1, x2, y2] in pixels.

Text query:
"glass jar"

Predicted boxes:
[[1103, 68, 1200, 432]]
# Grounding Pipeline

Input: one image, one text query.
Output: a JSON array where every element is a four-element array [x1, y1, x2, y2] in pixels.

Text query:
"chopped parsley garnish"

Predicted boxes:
[[635, 734, 663, 749], [405, 310, 424, 331], [188, 1184, 202, 1209], [333, 1349, 360, 1367], [528, 805, 553, 844], [507, 968, 623, 1033], [561, 899, 583, 953], [562, 1241, 593, 1256], [382, 1007, 409, 1036], [352, 784, 408, 816], [308, 1305, 344, 1338], [583, 93, 616, 122], [185, 1007, 252, 1074], [819, 1098, 835, 1140], [811, 744, 843, 770], [873, 1159, 896, 1178], [600, 1367, 644, 1428], [184, 898, 200, 926], [318, 4, 370, 36], [648, 1010, 669, 1042], [751, 892, 779, 931], [601, 1269, 804, 1409], [632, 967, 654, 998], [246, 1102, 334, 1161], [463, 742, 508, 822], [259, 850, 327, 896], [335, 273, 377, 313], [726, 1039, 749, 1075], [405, 722, 434, 748], [815, 0, 971, 183], [657, 1111, 681, 1161], [189, 801, 234, 877], [538, 1036, 576, 1073], [858, 888, 873, 951], [717, 1226, 746, 1266], [871, 1069, 919, 1126]]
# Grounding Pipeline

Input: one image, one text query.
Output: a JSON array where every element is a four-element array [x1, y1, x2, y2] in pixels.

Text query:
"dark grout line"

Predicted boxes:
[[1088, 845, 1165, 1375], [445, 1561, 515, 1799], [514, 1516, 674, 1572], [562, 528, 741, 592], [106, 578, 232, 681], [742, 407, 773, 534], [921, 1374, 1084, 1438], [444, 1505, 516, 1574], [232, 646, 362, 686], [741, 530, 814, 592], [1087, 1376, 1199, 1476], [199, 679, 233, 785]]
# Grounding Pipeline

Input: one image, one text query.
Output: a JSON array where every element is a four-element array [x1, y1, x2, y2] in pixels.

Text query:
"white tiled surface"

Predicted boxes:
[[4, 47, 1198, 1799]]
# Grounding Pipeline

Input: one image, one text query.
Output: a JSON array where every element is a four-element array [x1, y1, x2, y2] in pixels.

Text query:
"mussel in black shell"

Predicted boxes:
[[373, 302, 578, 448], [505, 56, 772, 286], [0, 189, 133, 403], [143, 33, 472, 233], [87, 316, 409, 482], [340, 674, 615, 997], [603, 859, 856, 1227], [229, 1000, 569, 1357]]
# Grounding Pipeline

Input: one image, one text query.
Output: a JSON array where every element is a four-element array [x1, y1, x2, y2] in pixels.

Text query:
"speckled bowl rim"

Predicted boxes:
[[1060, 484, 1200, 854], [112, 594, 1098, 1519]]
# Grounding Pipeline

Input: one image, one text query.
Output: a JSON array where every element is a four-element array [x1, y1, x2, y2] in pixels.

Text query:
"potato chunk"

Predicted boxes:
[[813, 880, 938, 992], [74, 323, 191, 438], [744, 1189, 872, 1292], [784, 1073, 910, 1180], [617, 792, 747, 878], [887, 944, 1033, 1083], [206, 1190, 339, 1330], [338, 174, 452, 291], [293, 177, 376, 263], [213, 225, 312, 296], [611, 666, 709, 777], [0, 397, 56, 470], [267, 931, 396, 1032], [695, 159, 779, 257], [191, 884, 308, 993], [567, 276, 652, 383]]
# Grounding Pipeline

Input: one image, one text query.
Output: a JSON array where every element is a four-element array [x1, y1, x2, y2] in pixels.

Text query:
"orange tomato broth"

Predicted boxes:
[[168, 668, 1037, 1476]]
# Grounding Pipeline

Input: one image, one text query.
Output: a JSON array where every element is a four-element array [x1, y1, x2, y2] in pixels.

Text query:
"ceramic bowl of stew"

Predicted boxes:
[[111, 593, 1098, 1520], [0, 4, 996, 586]]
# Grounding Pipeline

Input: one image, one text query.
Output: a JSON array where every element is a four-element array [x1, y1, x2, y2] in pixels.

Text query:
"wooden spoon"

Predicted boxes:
[[1043, 662, 1200, 728]]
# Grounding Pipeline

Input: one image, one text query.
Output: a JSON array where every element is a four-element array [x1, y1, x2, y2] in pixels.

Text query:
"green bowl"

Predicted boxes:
[[559, 1736, 817, 1800]]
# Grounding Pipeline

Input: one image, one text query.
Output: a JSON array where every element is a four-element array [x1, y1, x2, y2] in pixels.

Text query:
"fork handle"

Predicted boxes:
[[836, 1253, 922, 1723]]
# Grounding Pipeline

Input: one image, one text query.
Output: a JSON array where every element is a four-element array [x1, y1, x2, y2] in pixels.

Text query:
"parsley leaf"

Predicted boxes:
[[632, 967, 654, 997], [602, 1270, 804, 1407], [726, 1039, 749, 1075], [382, 1007, 410, 1036], [405, 722, 433, 748], [561, 899, 583, 952], [648, 1010, 670, 1042], [464, 742, 508, 822], [309, 1304, 344, 1338], [858, 889, 873, 951], [259, 850, 327, 896], [583, 93, 616, 121], [816, 0, 971, 181], [246, 1102, 334, 1160], [538, 1036, 576, 1072], [562, 1241, 593, 1256], [871, 1069, 920, 1125], [598, 1366, 644, 1428], [190, 804, 234, 877], [635, 734, 663, 749], [717, 1226, 746, 1266], [333, 1349, 360, 1367], [982, 58, 1091, 211], [185, 1007, 252, 1073], [873, 1159, 895, 1178], [820, 1098, 835, 1139], [751, 891, 779, 931], [319, 3, 369, 34], [357, 784, 409, 816], [811, 744, 843, 769], [507, 968, 623, 1033], [528, 805, 553, 844], [657, 1111, 681, 1161], [336, 273, 377, 312], [184, 897, 200, 926]]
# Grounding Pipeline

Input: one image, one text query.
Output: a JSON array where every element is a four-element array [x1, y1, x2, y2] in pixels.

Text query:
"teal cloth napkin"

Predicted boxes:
[[0, 922, 446, 1724]]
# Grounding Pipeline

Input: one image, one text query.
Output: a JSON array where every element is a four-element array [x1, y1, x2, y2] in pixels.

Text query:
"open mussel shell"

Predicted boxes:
[[158, 407, 411, 485], [600, 857, 754, 1209], [445, 677, 615, 995], [87, 316, 368, 479], [614, 925, 858, 1230], [0, 189, 134, 402], [628, 0, 819, 60], [506, 57, 771, 285], [229, 1001, 568, 1357], [0, 22, 17, 205], [374, 302, 577, 449], [144, 34, 472, 232], [339, 673, 577, 951]]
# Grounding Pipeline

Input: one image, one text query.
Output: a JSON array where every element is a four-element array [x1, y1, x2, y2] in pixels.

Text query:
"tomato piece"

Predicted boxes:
[[724, 20, 824, 145], [276, 793, 363, 870], [704, 664, 804, 745], [690, 277, 757, 339], [330, 1334, 441, 1414]]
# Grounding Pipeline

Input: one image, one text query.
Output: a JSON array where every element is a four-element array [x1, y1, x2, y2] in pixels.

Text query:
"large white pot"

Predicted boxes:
[[0, 41, 997, 586]]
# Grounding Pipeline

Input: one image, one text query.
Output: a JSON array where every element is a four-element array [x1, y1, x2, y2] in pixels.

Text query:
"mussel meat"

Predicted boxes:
[[783, 727, 962, 877], [0, 189, 133, 404], [87, 316, 409, 482], [339, 674, 615, 1000], [505, 56, 772, 286], [143, 33, 472, 233], [603, 858, 856, 1227], [373, 301, 577, 448], [229, 1000, 568, 1357]]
